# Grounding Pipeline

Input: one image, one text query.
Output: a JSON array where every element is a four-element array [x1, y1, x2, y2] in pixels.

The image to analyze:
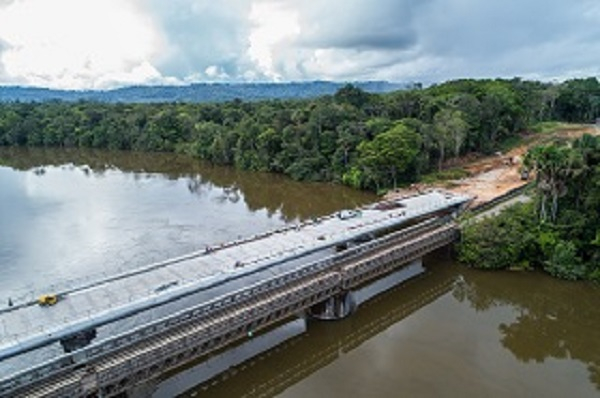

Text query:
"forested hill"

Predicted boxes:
[[0, 81, 405, 103]]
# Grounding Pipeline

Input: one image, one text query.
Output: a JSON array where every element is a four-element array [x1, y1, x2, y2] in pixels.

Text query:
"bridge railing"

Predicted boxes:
[[94, 273, 342, 388], [331, 216, 448, 265], [342, 225, 458, 289], [84, 224, 459, 395], [0, 217, 452, 395]]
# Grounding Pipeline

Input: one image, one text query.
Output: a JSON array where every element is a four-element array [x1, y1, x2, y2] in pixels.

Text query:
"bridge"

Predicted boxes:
[[0, 190, 470, 397]]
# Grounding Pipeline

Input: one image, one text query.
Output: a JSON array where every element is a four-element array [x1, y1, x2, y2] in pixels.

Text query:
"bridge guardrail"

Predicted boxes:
[[82, 227, 458, 395], [94, 273, 342, 387], [331, 216, 448, 265], [2, 198, 464, 356]]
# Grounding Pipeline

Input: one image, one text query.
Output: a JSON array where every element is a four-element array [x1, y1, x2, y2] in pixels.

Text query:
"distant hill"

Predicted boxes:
[[0, 81, 406, 103]]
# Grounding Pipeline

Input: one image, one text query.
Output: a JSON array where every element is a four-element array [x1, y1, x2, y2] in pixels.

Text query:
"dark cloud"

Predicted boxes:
[[293, 0, 427, 51], [399, 0, 600, 81], [417, 0, 587, 57], [147, 0, 253, 79], [306, 30, 416, 51], [1, 0, 599, 87], [270, 0, 600, 83]]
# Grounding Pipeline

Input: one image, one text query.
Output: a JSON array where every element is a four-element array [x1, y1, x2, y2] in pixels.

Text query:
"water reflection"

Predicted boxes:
[[2, 147, 597, 397], [0, 147, 376, 221], [454, 269, 600, 390], [0, 147, 375, 298]]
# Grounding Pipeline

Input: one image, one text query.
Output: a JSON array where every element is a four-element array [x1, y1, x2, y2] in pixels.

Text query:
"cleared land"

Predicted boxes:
[[387, 124, 600, 207]]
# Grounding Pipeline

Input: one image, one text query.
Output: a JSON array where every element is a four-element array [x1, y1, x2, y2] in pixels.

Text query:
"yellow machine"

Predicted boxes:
[[38, 294, 58, 306]]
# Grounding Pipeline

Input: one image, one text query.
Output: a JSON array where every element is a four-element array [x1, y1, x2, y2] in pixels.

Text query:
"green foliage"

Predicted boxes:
[[459, 134, 600, 281], [342, 167, 364, 189], [543, 240, 584, 280], [524, 143, 583, 222], [530, 121, 574, 134], [555, 78, 600, 122], [498, 134, 525, 153], [459, 202, 537, 270], [355, 122, 419, 190]]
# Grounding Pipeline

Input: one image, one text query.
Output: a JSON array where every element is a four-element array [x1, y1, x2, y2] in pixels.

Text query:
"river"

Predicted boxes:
[[0, 148, 598, 397]]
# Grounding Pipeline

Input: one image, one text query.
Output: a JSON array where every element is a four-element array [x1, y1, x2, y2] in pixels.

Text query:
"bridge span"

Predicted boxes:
[[0, 190, 469, 397]]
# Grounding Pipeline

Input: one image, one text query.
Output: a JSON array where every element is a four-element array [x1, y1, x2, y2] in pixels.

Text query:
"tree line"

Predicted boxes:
[[0, 77, 599, 192]]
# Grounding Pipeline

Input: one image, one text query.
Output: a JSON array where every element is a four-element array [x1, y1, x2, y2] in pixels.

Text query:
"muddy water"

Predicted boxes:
[[0, 147, 598, 397], [0, 147, 375, 297], [178, 254, 600, 398]]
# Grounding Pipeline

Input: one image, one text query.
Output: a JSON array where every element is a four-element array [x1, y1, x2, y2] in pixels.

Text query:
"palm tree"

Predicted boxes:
[[524, 143, 583, 222]]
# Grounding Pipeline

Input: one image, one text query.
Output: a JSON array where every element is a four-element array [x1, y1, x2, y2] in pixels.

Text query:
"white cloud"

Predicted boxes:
[[248, 1, 300, 80], [0, 0, 599, 88], [0, 0, 165, 89], [204, 65, 229, 80]]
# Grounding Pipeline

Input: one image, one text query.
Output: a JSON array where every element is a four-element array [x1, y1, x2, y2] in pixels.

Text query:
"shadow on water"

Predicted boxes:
[[454, 267, 600, 390], [0, 147, 376, 222]]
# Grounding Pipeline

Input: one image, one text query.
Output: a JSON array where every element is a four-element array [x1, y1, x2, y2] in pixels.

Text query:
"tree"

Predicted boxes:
[[460, 135, 600, 281], [433, 109, 469, 170], [334, 84, 371, 109], [355, 122, 419, 190], [524, 144, 582, 223], [544, 240, 585, 280], [459, 202, 537, 270]]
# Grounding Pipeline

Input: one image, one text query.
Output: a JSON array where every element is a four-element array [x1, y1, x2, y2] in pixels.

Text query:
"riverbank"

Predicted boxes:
[[456, 130, 600, 281]]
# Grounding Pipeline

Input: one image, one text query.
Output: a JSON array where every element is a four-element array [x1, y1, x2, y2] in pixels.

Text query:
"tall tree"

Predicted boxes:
[[356, 122, 419, 190], [433, 109, 469, 169], [524, 144, 582, 222]]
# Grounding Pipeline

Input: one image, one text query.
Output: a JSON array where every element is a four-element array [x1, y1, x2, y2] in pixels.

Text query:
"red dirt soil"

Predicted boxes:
[[386, 125, 599, 207]]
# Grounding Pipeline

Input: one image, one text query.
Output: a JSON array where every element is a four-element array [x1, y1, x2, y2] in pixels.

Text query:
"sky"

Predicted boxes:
[[0, 0, 599, 89]]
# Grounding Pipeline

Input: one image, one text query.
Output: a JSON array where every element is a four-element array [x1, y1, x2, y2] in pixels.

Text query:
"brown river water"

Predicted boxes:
[[0, 148, 598, 397]]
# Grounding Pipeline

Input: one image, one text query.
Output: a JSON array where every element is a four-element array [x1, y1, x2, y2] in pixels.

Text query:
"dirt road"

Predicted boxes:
[[387, 124, 599, 207]]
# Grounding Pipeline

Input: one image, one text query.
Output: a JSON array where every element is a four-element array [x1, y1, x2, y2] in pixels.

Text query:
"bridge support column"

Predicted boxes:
[[308, 291, 356, 320]]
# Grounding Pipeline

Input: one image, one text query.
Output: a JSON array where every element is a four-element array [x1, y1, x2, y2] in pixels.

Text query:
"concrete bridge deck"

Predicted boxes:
[[0, 190, 470, 396]]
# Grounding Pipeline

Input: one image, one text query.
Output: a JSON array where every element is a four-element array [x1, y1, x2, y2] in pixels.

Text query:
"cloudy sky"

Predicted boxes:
[[0, 0, 598, 89]]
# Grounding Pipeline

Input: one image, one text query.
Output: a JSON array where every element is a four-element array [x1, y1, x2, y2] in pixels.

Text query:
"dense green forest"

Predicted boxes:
[[1, 77, 599, 192], [459, 134, 600, 281]]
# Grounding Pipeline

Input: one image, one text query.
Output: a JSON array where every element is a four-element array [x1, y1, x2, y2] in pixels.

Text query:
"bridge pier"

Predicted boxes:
[[308, 291, 356, 320]]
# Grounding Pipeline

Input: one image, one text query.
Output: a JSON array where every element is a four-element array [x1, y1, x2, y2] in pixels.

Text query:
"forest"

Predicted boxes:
[[459, 134, 600, 281], [0, 77, 599, 192]]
